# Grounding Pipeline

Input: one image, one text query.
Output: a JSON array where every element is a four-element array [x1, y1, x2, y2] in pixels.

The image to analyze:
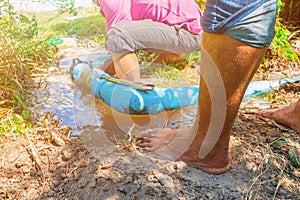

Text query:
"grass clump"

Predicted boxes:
[[0, 0, 57, 135]]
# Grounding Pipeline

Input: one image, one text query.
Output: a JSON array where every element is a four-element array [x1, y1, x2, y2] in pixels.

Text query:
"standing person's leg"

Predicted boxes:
[[140, 32, 268, 174], [180, 32, 268, 173], [258, 99, 300, 132], [140, 0, 277, 174]]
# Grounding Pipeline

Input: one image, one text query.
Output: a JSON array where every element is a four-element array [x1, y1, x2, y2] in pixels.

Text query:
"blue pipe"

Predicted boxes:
[[71, 56, 300, 115], [72, 61, 198, 115], [244, 77, 300, 98]]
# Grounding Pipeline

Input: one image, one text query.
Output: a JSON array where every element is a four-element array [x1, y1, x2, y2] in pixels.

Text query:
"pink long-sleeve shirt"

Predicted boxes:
[[98, 0, 202, 34]]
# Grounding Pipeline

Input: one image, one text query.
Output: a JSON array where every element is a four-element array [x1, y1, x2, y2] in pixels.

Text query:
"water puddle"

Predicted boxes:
[[31, 48, 197, 147]]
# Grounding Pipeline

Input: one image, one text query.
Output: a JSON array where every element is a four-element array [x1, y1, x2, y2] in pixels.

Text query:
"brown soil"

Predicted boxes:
[[1, 81, 300, 200]]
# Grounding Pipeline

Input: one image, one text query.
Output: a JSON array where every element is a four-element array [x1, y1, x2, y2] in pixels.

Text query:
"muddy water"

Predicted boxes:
[[32, 48, 197, 147]]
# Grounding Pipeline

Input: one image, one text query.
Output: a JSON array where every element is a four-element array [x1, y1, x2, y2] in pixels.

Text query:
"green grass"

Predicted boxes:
[[153, 65, 183, 81], [48, 14, 106, 40]]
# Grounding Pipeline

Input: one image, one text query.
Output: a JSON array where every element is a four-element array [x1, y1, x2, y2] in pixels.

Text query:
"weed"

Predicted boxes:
[[263, 90, 279, 102], [0, 0, 57, 134], [153, 65, 183, 81], [186, 51, 201, 67], [258, 0, 299, 73], [271, 0, 299, 62], [272, 24, 299, 62], [0, 104, 33, 135]]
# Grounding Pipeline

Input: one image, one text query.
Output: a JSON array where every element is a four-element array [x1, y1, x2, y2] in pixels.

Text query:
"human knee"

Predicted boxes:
[[105, 27, 135, 54]]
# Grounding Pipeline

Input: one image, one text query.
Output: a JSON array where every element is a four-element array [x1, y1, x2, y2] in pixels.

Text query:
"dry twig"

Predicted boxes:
[[27, 135, 46, 197]]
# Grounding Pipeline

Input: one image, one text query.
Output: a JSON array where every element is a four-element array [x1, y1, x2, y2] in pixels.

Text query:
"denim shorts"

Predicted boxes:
[[201, 0, 277, 48], [105, 19, 202, 55]]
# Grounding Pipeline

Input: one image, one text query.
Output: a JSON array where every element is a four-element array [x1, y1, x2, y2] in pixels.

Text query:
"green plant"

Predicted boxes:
[[263, 90, 279, 102], [272, 24, 299, 61], [0, 103, 33, 135], [0, 0, 57, 134], [153, 65, 183, 81], [186, 51, 201, 66], [271, 0, 299, 62]]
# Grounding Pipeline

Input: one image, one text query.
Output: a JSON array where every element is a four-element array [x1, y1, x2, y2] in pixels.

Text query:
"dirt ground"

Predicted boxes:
[[0, 94, 299, 200], [0, 40, 300, 199]]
